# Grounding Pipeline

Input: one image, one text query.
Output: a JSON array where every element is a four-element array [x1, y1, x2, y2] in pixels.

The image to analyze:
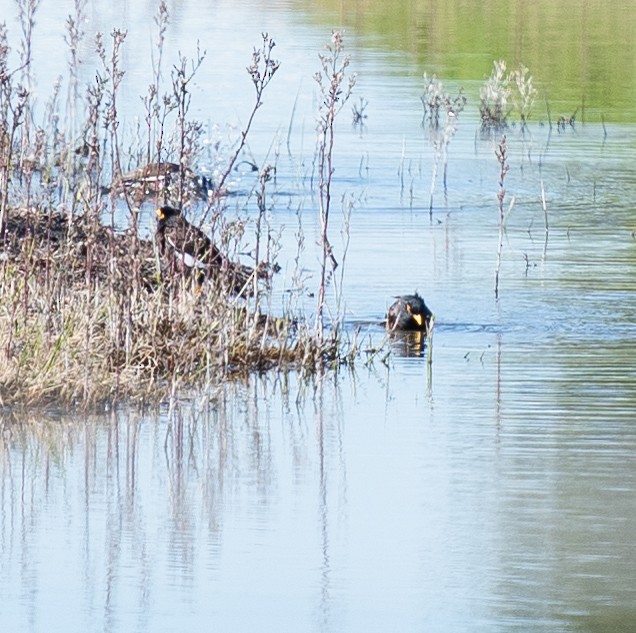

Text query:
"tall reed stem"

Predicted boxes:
[[201, 33, 279, 225], [313, 31, 356, 338], [495, 135, 509, 299]]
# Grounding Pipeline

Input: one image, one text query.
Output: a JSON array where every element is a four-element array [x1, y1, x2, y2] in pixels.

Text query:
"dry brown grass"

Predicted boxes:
[[0, 10, 358, 412], [0, 206, 344, 410]]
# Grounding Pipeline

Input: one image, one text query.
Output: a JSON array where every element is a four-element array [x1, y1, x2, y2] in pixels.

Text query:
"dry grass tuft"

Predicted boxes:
[[0, 205, 344, 410], [0, 12, 358, 412]]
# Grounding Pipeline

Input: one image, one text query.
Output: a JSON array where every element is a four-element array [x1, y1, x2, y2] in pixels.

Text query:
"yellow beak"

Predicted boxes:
[[156, 208, 165, 220], [412, 313, 423, 326]]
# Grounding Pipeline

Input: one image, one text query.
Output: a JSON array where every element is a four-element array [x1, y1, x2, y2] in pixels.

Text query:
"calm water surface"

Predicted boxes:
[[1, 0, 636, 631]]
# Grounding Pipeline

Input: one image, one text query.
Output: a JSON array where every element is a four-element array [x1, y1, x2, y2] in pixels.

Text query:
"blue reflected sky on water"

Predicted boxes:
[[3, 363, 636, 632], [1, 0, 636, 631]]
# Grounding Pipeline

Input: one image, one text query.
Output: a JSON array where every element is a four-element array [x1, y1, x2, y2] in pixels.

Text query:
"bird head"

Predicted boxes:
[[405, 302, 424, 327], [156, 206, 181, 225]]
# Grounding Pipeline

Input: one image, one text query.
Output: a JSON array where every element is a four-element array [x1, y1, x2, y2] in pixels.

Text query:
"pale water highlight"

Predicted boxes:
[[1, 0, 636, 631]]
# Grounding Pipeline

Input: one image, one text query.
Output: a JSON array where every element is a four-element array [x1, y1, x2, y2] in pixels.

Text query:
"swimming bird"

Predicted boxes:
[[386, 293, 433, 332]]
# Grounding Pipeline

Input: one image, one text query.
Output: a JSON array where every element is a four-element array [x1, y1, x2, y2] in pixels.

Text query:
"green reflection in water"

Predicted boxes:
[[297, 0, 636, 122]]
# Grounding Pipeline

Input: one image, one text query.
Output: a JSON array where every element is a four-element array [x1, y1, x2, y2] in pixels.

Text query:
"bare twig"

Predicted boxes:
[[494, 135, 509, 299], [313, 30, 356, 337]]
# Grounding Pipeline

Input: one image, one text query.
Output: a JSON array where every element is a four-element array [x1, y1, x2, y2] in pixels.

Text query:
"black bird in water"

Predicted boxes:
[[386, 293, 433, 332], [155, 205, 256, 292]]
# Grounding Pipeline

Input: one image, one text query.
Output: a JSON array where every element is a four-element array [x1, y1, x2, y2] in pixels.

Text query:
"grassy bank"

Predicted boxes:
[[0, 204, 351, 409], [0, 5, 357, 410]]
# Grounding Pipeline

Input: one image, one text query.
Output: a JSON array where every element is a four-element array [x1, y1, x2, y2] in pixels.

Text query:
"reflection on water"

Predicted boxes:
[[388, 329, 429, 357], [299, 0, 636, 122], [2, 356, 636, 632], [1, 0, 636, 631]]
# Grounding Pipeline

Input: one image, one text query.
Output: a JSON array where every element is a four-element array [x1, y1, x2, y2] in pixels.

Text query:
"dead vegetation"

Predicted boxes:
[[0, 4, 355, 411]]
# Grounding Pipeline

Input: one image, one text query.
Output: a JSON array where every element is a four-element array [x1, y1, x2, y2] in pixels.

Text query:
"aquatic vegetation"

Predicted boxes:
[[421, 73, 466, 214], [557, 109, 578, 132], [509, 63, 537, 127], [421, 73, 466, 129], [494, 135, 510, 299], [351, 96, 368, 126], [0, 203, 347, 409], [479, 60, 537, 132], [479, 60, 510, 130], [0, 7, 357, 410]]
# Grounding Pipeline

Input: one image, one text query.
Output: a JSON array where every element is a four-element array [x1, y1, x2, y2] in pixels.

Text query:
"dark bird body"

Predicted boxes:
[[386, 293, 433, 332], [155, 205, 264, 293], [156, 205, 222, 269]]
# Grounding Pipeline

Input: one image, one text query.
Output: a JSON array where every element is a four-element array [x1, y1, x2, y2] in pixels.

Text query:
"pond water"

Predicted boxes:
[[2, 1, 636, 632]]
